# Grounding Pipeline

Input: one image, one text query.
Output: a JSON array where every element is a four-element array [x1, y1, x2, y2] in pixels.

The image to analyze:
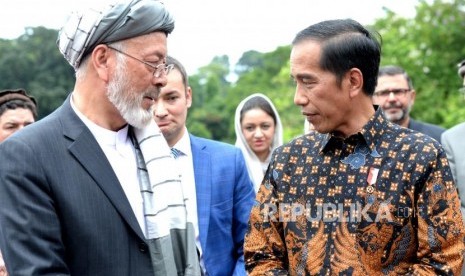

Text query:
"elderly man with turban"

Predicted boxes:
[[0, 0, 201, 275]]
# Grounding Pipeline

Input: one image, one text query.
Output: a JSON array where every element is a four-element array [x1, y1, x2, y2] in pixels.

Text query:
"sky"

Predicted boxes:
[[0, 0, 419, 74]]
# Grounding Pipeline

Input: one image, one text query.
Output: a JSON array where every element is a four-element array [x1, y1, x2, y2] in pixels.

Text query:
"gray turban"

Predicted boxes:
[[57, 0, 175, 69]]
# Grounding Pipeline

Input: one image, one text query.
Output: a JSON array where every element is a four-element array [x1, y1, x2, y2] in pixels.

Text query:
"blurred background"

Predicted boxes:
[[0, 0, 464, 143]]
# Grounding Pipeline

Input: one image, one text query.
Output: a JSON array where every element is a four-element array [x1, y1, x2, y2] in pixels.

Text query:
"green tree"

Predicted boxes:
[[2, 0, 464, 141], [187, 55, 232, 141], [225, 46, 300, 143], [0, 27, 75, 118], [373, 0, 465, 128]]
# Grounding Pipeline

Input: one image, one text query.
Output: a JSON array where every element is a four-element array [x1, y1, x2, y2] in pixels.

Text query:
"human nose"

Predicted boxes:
[[294, 86, 307, 106], [387, 92, 397, 101], [153, 100, 168, 117], [153, 74, 168, 88], [254, 128, 264, 138], [152, 64, 173, 87]]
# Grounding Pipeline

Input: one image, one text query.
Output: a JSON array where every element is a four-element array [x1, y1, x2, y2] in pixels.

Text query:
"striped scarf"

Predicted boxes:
[[129, 121, 200, 275]]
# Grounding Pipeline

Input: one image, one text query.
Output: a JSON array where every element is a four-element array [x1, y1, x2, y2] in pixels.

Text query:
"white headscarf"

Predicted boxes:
[[234, 93, 283, 192]]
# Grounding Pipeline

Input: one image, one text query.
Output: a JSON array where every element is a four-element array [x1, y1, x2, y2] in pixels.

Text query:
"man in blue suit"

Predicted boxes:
[[154, 56, 255, 275]]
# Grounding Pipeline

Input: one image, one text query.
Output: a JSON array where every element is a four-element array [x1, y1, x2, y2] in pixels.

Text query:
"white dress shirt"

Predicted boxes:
[[172, 129, 206, 274], [70, 95, 146, 236]]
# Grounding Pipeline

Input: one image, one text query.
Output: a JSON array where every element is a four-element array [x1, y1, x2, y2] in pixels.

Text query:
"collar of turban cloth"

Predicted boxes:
[[57, 0, 175, 69]]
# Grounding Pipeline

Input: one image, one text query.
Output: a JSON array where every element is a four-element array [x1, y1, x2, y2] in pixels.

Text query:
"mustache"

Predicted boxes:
[[384, 102, 402, 109]]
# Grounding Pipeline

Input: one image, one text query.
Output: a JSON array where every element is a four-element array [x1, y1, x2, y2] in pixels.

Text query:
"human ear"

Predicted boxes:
[[92, 44, 112, 82], [186, 86, 193, 108], [347, 68, 363, 98]]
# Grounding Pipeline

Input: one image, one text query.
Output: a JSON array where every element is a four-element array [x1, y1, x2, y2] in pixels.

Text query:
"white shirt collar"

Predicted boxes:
[[172, 127, 192, 156], [70, 93, 131, 157]]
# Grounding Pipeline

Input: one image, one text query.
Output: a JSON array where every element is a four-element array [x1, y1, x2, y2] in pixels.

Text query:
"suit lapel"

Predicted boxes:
[[60, 98, 145, 240], [190, 135, 212, 251]]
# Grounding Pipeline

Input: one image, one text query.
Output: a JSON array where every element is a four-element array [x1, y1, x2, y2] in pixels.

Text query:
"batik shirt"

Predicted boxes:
[[244, 108, 465, 276]]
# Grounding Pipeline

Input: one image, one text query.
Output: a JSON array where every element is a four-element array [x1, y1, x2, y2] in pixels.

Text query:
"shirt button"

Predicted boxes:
[[139, 242, 148, 253]]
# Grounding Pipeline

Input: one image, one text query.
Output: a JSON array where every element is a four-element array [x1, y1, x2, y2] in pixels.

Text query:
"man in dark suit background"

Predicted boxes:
[[0, 0, 200, 275], [154, 56, 256, 275], [442, 59, 465, 276], [442, 59, 465, 220], [373, 65, 445, 141]]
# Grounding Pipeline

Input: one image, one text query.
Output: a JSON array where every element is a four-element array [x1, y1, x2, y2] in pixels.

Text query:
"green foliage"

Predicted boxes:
[[222, 46, 301, 143], [373, 0, 465, 128], [184, 46, 302, 143], [0, 27, 75, 118], [2, 0, 464, 141], [186, 55, 232, 141]]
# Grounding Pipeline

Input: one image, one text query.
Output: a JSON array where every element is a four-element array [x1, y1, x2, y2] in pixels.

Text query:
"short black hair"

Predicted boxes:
[[292, 19, 382, 96]]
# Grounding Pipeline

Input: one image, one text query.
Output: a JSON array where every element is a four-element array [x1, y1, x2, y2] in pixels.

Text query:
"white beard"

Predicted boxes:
[[106, 59, 156, 129]]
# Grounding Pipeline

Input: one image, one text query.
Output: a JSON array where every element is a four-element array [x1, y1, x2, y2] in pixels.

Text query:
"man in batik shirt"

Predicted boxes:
[[244, 19, 465, 275]]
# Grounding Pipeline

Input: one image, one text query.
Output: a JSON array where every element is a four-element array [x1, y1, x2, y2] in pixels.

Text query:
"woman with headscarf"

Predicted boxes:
[[234, 93, 283, 192]]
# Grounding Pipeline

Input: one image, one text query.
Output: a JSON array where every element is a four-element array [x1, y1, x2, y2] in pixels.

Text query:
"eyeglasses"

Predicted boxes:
[[107, 46, 173, 78], [373, 88, 411, 98]]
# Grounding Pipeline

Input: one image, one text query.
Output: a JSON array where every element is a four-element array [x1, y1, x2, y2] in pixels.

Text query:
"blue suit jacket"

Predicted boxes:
[[0, 99, 153, 275], [190, 134, 255, 276]]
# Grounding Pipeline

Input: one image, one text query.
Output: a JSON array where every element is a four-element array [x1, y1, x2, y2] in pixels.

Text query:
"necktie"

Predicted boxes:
[[171, 147, 183, 159]]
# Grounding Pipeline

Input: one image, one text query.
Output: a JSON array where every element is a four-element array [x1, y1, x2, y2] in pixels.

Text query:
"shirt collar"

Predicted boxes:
[[320, 106, 387, 154], [172, 127, 192, 156], [70, 93, 129, 147]]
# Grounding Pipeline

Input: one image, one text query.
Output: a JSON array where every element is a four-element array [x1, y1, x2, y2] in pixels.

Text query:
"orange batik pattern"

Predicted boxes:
[[245, 109, 465, 276]]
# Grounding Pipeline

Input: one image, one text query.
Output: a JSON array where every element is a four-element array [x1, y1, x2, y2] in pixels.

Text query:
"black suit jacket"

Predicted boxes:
[[0, 98, 153, 275], [408, 118, 445, 142]]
